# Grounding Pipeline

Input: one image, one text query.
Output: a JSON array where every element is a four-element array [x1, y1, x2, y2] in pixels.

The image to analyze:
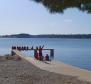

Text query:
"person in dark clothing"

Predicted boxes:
[[31, 46, 34, 50], [34, 46, 38, 59]]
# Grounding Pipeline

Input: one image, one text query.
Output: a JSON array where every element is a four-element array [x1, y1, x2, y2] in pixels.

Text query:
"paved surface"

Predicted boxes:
[[13, 50, 91, 82]]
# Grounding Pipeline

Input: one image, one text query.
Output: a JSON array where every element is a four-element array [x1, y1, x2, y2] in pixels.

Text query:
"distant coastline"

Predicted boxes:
[[0, 33, 91, 39]]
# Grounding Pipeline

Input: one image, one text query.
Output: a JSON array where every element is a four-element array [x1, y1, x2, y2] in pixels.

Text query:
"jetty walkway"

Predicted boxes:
[[12, 50, 91, 82]]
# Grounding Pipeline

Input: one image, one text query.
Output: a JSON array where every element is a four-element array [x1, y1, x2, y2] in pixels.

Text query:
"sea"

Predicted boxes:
[[0, 38, 91, 71]]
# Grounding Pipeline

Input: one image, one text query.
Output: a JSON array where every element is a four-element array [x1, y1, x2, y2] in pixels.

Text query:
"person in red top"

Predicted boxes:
[[35, 52, 39, 60], [39, 45, 44, 61], [45, 54, 49, 61]]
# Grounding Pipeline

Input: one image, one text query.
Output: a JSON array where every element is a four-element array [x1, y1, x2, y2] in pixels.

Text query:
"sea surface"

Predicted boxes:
[[0, 38, 91, 71]]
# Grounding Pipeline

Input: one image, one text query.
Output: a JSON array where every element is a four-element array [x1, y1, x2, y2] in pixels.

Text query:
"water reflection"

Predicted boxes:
[[33, 0, 91, 13]]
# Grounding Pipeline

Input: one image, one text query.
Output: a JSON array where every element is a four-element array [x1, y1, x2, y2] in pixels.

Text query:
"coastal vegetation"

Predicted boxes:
[[0, 33, 91, 39]]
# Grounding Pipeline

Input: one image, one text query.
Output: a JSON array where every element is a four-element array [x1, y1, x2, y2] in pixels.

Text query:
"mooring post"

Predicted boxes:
[[50, 49, 54, 56], [11, 50, 16, 56]]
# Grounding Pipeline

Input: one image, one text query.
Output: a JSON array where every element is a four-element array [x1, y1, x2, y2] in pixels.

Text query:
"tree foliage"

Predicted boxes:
[[33, 0, 91, 13]]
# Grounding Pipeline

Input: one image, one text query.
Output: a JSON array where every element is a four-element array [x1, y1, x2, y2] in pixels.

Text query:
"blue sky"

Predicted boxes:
[[0, 0, 91, 35]]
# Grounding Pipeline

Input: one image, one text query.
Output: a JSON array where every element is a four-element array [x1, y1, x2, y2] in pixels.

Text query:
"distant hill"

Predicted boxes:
[[0, 34, 33, 38], [0, 33, 91, 39]]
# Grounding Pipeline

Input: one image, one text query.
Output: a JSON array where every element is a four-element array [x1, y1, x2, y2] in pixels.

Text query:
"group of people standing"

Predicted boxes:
[[34, 45, 50, 61], [12, 45, 50, 61]]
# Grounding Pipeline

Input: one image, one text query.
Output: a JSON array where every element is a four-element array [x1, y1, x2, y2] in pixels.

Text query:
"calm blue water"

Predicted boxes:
[[0, 38, 91, 71]]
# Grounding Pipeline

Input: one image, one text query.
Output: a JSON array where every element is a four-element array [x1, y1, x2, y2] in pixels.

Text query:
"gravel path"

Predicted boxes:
[[0, 57, 91, 84]]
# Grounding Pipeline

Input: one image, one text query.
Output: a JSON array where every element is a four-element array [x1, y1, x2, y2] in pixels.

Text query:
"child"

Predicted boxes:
[[45, 54, 49, 61]]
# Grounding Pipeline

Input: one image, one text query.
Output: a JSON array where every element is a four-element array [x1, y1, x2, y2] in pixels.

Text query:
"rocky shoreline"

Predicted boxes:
[[0, 55, 91, 84]]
